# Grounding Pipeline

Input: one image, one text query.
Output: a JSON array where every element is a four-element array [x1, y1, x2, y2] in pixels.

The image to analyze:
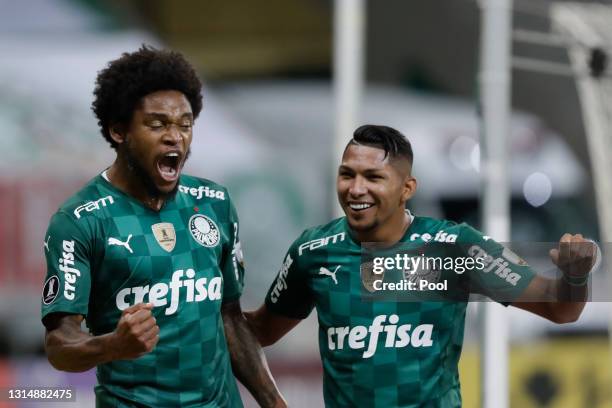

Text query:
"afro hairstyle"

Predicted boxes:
[[91, 45, 203, 149]]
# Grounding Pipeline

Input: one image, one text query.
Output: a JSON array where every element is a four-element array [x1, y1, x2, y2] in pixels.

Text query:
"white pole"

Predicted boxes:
[[333, 0, 366, 217], [478, 0, 513, 407]]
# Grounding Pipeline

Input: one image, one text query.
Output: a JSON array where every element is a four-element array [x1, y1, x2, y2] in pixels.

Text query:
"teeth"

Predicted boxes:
[[166, 152, 179, 158], [349, 203, 373, 210]]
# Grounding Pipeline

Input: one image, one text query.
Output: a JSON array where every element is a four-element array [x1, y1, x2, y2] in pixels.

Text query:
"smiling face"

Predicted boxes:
[[337, 144, 416, 242], [110, 90, 193, 201]]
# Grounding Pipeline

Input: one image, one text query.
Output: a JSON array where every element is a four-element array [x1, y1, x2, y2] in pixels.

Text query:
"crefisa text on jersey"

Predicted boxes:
[[269, 254, 293, 303], [178, 185, 225, 200], [115, 269, 223, 315], [327, 315, 434, 358], [59, 240, 81, 300]]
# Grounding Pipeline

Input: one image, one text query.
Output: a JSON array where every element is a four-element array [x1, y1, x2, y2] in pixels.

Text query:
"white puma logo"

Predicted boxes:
[[319, 266, 340, 285], [108, 234, 133, 254], [43, 235, 50, 252]]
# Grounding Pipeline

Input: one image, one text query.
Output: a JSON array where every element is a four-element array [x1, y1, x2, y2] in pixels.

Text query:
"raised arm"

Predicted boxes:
[[44, 303, 159, 372], [221, 300, 287, 408], [511, 233, 595, 323]]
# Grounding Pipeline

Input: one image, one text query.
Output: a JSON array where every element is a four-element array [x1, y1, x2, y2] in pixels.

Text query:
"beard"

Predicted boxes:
[[124, 143, 191, 202]]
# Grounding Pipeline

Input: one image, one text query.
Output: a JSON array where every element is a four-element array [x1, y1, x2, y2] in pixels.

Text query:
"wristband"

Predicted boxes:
[[562, 273, 589, 287]]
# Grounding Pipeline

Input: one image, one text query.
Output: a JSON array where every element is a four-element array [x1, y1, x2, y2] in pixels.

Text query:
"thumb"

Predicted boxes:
[[549, 248, 559, 266]]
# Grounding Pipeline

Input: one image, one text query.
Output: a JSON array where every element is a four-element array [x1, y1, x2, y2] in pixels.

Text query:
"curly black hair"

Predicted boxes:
[[348, 124, 413, 165], [92, 45, 203, 149]]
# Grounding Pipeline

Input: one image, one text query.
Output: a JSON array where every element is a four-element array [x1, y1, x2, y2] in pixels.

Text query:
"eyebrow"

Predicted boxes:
[[144, 112, 193, 120], [338, 165, 385, 174]]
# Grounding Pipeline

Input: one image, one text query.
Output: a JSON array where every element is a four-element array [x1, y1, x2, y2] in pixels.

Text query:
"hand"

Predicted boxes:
[[549, 233, 596, 279], [111, 303, 160, 360]]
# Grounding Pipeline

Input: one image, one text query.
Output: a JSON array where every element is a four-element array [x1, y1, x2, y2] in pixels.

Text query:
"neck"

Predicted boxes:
[[107, 157, 166, 211], [351, 210, 410, 244]]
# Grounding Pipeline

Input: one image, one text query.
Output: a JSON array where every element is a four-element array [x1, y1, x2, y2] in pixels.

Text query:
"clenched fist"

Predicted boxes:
[[549, 233, 597, 282], [111, 303, 160, 360]]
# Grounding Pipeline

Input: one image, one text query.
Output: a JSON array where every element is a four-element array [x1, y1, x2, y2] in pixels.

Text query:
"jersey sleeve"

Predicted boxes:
[[264, 235, 314, 319], [458, 224, 536, 304], [220, 196, 245, 303], [41, 212, 93, 325]]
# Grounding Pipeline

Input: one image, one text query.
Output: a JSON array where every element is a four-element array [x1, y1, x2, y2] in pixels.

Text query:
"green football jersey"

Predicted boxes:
[[265, 211, 536, 407], [41, 172, 245, 407]]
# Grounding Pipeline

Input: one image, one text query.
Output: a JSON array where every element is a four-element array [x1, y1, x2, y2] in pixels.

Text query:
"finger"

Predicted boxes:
[[583, 240, 596, 269], [140, 331, 160, 351], [140, 325, 160, 342], [135, 316, 157, 333], [122, 302, 153, 315], [125, 309, 153, 325], [558, 235, 572, 267], [570, 235, 586, 258], [144, 334, 160, 352], [569, 237, 591, 267], [576, 239, 591, 262]]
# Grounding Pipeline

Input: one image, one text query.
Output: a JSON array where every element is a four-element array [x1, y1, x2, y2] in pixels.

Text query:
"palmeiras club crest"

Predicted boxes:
[[152, 222, 176, 252], [404, 263, 441, 291], [189, 214, 220, 247]]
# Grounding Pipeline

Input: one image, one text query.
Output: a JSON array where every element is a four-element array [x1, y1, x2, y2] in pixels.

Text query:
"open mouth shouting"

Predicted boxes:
[[156, 151, 183, 183]]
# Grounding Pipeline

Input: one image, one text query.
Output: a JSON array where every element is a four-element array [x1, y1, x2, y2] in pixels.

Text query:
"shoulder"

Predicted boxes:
[[406, 215, 461, 243], [289, 217, 348, 257], [177, 174, 229, 203], [298, 216, 346, 244], [54, 175, 116, 225], [405, 215, 491, 245]]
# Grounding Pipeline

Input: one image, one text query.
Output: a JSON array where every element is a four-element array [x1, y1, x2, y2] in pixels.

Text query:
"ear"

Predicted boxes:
[[401, 176, 417, 203], [108, 124, 126, 146]]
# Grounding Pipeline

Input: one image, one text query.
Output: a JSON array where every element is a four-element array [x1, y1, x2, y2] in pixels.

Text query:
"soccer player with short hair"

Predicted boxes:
[[246, 124, 595, 407], [41, 46, 285, 407]]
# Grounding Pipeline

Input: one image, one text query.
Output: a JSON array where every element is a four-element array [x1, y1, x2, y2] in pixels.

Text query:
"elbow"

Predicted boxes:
[[548, 306, 583, 324], [45, 353, 88, 373], [45, 355, 70, 372], [44, 345, 69, 372], [44, 333, 62, 370], [548, 315, 572, 324], [44, 347, 68, 372], [44, 334, 86, 373], [552, 313, 581, 324]]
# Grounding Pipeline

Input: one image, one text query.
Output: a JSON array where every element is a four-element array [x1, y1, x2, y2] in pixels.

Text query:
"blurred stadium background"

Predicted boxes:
[[0, 0, 611, 406]]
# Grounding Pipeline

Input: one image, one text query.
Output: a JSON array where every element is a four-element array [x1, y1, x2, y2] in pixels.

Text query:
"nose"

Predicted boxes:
[[348, 175, 367, 197], [162, 124, 182, 146]]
